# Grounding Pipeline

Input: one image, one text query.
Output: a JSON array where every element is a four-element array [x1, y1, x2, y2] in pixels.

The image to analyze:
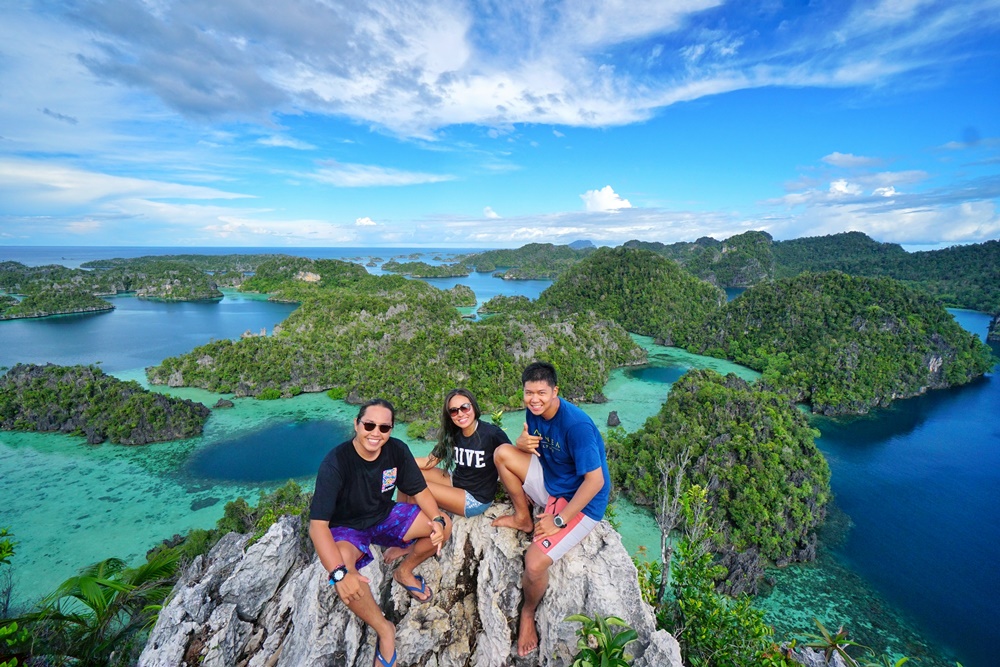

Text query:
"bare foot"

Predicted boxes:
[[517, 608, 539, 656], [492, 513, 534, 533], [382, 545, 412, 564]]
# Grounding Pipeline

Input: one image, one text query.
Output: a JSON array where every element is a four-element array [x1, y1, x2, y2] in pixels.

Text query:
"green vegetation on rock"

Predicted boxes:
[[148, 272, 644, 421], [537, 246, 725, 345], [381, 260, 470, 277], [679, 272, 995, 414], [609, 369, 829, 589], [0, 363, 210, 444], [0, 288, 113, 320], [464, 242, 594, 279], [625, 231, 775, 288]]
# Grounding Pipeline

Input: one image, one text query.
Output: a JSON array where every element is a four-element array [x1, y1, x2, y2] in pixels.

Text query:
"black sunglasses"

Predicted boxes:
[[448, 402, 473, 416], [360, 420, 392, 433]]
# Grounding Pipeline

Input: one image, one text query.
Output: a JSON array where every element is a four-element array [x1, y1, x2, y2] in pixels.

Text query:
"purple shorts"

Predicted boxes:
[[330, 502, 422, 570]]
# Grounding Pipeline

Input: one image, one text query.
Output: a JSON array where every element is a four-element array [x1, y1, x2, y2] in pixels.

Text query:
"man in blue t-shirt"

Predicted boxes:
[[492, 361, 611, 657]]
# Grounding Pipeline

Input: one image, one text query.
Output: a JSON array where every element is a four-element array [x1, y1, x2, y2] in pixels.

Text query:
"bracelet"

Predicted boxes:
[[432, 515, 447, 528]]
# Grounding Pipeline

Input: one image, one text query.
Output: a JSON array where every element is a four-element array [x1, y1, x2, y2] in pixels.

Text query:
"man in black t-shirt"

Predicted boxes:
[[309, 398, 452, 667]]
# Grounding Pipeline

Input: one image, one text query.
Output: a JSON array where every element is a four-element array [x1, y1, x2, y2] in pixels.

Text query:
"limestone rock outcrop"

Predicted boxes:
[[139, 508, 682, 667]]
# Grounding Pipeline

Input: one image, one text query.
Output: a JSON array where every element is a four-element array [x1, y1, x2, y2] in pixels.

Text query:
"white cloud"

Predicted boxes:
[[0, 159, 251, 209], [829, 179, 863, 197], [873, 186, 897, 197], [483, 206, 500, 219], [581, 185, 633, 212], [552, 130, 565, 138], [20, 0, 994, 139], [355, 216, 376, 226], [309, 162, 455, 187], [822, 152, 883, 168], [257, 135, 316, 150]]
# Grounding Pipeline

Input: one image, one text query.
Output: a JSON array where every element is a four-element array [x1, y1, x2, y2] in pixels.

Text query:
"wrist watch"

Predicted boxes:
[[432, 515, 447, 528], [329, 565, 348, 585], [553, 514, 566, 529]]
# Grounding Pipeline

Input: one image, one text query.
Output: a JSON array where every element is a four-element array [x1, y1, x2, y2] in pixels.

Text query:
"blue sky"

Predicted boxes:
[[1, 0, 998, 249]]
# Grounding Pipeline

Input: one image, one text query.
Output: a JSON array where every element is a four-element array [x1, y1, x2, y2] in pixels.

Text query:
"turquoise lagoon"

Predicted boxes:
[[1, 247, 997, 667]]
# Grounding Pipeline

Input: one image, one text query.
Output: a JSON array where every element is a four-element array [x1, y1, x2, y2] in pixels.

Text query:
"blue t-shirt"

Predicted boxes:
[[525, 398, 610, 521]]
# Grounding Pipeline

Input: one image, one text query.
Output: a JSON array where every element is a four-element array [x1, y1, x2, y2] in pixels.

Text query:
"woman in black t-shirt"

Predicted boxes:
[[397, 388, 510, 518]]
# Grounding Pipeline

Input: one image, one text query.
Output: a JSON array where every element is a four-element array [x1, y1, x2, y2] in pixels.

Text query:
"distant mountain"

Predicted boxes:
[[567, 239, 596, 249]]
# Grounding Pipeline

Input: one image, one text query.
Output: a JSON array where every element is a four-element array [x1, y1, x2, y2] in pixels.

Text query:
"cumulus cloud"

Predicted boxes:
[[581, 186, 632, 212], [829, 179, 863, 197], [484, 206, 500, 219], [355, 216, 376, 226]]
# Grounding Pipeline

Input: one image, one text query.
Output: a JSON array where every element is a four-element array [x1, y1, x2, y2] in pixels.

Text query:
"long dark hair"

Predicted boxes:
[[430, 388, 481, 471]]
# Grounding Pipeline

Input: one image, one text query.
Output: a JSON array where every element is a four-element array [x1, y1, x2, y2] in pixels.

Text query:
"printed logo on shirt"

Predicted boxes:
[[381, 467, 398, 493], [531, 428, 561, 453], [454, 447, 487, 468]]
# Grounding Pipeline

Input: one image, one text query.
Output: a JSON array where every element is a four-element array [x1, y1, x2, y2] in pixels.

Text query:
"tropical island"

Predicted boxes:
[[678, 271, 994, 414], [0, 363, 210, 444], [147, 263, 646, 428], [608, 369, 831, 595], [380, 259, 470, 277], [0, 288, 115, 320]]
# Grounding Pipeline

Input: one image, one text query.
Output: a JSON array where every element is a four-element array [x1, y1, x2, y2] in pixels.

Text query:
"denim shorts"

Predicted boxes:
[[464, 491, 492, 517], [329, 502, 422, 570]]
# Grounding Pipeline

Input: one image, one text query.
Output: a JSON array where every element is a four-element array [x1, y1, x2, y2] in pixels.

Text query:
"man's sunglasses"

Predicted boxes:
[[360, 420, 393, 433], [448, 402, 473, 416]]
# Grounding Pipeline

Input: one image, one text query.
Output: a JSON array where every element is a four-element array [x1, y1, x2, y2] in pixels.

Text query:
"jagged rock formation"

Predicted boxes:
[[139, 510, 682, 667], [989, 312, 1000, 342]]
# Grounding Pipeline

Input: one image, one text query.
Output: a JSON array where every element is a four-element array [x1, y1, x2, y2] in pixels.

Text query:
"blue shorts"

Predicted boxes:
[[329, 503, 422, 570], [464, 491, 492, 518]]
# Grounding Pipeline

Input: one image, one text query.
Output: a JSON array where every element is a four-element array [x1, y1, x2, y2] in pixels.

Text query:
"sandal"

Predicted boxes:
[[374, 646, 396, 667], [395, 573, 433, 603]]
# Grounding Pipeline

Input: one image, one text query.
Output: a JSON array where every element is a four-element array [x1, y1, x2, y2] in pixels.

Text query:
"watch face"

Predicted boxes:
[[553, 515, 565, 528], [331, 567, 347, 583]]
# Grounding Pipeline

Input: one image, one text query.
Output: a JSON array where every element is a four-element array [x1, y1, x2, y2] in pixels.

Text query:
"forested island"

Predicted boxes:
[[462, 232, 1000, 315], [678, 272, 995, 414], [147, 263, 646, 427], [463, 242, 595, 278], [536, 246, 725, 345], [380, 259, 469, 277], [0, 288, 114, 320], [608, 369, 830, 594], [0, 363, 210, 444]]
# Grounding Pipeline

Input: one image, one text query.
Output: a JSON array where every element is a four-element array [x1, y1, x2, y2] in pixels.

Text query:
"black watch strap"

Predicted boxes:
[[329, 565, 348, 585], [432, 515, 447, 528]]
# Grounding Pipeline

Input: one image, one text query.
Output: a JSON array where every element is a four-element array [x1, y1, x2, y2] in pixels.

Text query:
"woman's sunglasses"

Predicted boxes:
[[360, 420, 393, 433], [448, 402, 473, 416]]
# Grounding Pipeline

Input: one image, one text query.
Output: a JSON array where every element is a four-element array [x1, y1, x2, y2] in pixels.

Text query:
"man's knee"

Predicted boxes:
[[494, 443, 525, 475], [523, 546, 553, 580]]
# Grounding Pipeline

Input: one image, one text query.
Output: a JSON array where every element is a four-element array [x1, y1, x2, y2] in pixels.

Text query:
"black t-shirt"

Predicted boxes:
[[309, 437, 427, 530], [450, 421, 510, 504]]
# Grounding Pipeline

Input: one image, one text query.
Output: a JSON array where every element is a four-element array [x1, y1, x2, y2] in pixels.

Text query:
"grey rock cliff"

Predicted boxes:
[[139, 508, 682, 667]]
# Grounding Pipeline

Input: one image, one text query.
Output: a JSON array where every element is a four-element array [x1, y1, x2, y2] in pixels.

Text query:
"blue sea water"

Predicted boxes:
[[1, 246, 997, 667]]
